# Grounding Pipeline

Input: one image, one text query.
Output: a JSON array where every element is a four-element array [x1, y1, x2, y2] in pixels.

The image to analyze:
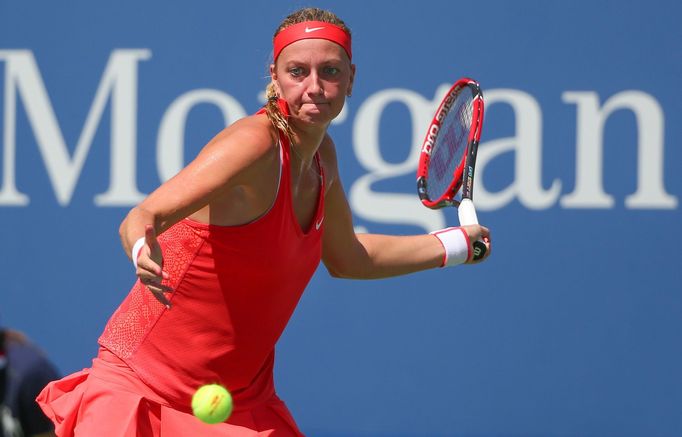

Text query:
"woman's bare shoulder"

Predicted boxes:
[[204, 113, 278, 158], [189, 113, 280, 180]]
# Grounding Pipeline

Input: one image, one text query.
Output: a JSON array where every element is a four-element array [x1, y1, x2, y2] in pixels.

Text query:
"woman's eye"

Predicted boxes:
[[323, 66, 340, 75], [289, 67, 304, 77]]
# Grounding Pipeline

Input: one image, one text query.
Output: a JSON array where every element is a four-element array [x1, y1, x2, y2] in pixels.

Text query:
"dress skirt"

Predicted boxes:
[[36, 347, 303, 437]]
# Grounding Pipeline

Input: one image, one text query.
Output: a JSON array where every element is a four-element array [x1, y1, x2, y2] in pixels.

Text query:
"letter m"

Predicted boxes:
[[0, 49, 150, 206]]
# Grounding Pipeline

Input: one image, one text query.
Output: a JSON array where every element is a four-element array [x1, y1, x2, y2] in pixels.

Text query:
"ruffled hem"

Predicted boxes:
[[37, 368, 161, 437], [36, 355, 303, 436]]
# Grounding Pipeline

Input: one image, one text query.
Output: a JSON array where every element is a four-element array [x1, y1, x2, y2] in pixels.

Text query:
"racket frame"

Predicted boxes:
[[416, 78, 484, 209]]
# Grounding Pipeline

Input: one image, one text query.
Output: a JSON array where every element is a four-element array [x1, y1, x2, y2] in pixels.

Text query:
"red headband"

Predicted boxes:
[[273, 21, 352, 61]]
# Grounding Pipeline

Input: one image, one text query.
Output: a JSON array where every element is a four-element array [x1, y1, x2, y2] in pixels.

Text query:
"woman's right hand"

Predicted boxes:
[[135, 224, 173, 308]]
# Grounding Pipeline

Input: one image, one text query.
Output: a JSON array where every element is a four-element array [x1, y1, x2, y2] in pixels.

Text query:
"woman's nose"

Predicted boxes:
[[306, 71, 324, 95]]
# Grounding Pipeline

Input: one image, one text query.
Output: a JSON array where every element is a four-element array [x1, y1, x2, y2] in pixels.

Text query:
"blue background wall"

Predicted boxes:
[[1, 1, 680, 435]]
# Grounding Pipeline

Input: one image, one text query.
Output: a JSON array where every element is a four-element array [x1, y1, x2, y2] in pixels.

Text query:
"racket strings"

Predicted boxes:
[[426, 90, 474, 200]]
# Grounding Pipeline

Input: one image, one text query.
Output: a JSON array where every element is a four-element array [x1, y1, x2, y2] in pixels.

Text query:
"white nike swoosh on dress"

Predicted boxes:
[[315, 217, 324, 230], [305, 26, 325, 33]]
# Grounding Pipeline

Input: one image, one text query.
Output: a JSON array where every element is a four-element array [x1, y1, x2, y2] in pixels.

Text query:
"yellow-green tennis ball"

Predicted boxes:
[[191, 384, 233, 424]]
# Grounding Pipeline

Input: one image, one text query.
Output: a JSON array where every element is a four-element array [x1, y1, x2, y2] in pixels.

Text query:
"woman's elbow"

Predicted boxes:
[[323, 257, 374, 280], [322, 238, 373, 279], [119, 206, 137, 238], [324, 262, 351, 279], [323, 258, 360, 279]]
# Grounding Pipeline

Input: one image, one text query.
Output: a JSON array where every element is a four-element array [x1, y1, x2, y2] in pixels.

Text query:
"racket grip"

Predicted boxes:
[[458, 198, 479, 226], [458, 199, 487, 261]]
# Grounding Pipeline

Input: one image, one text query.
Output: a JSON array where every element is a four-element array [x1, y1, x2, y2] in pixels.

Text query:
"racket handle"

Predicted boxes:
[[458, 198, 479, 226], [458, 199, 487, 261]]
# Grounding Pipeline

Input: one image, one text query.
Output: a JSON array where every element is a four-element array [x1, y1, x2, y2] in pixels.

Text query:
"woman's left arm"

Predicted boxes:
[[320, 140, 490, 280]]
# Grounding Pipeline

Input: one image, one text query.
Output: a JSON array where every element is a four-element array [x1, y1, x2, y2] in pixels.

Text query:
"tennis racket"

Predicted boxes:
[[416, 77, 487, 261]]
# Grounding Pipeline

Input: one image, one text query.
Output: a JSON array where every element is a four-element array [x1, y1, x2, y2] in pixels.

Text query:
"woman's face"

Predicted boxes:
[[271, 38, 355, 129]]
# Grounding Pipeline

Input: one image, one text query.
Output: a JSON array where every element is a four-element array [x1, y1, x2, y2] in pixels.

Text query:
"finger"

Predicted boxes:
[[137, 257, 164, 277], [144, 281, 174, 293], [142, 278, 173, 307], [139, 272, 173, 289], [150, 288, 172, 309], [481, 237, 492, 260], [144, 224, 157, 246]]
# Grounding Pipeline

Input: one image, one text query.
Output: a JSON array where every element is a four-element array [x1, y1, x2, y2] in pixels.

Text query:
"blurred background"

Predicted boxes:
[[1, 1, 680, 435]]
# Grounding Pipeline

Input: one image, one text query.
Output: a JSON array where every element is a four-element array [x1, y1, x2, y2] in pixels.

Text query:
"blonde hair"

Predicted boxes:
[[264, 8, 351, 143]]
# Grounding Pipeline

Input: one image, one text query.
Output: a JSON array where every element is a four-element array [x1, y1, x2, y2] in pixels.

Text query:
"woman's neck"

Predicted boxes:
[[289, 122, 328, 166]]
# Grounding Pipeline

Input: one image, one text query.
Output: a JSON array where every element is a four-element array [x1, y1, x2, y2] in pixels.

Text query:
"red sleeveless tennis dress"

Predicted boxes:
[[37, 106, 325, 436]]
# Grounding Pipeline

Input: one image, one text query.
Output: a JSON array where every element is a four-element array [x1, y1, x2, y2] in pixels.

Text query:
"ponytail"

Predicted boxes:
[[264, 83, 295, 145]]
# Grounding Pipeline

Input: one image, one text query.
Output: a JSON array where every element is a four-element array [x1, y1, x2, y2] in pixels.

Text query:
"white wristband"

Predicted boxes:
[[430, 227, 471, 267], [131, 237, 146, 269]]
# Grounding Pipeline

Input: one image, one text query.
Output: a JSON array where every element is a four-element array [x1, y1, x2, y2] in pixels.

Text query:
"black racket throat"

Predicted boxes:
[[460, 138, 479, 201]]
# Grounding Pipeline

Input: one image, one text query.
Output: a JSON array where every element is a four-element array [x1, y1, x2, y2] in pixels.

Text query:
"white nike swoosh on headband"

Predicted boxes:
[[305, 26, 325, 33]]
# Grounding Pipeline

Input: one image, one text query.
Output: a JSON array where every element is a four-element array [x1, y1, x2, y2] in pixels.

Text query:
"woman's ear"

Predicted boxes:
[[270, 64, 281, 96]]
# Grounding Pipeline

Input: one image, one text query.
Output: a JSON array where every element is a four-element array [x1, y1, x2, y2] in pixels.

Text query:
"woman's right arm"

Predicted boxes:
[[119, 116, 276, 302]]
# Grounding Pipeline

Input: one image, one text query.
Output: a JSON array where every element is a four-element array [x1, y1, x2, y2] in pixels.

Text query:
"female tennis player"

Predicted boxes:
[[37, 7, 491, 436]]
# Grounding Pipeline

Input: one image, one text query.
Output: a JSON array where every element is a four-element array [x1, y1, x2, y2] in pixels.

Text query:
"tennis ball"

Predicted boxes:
[[191, 384, 233, 424]]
